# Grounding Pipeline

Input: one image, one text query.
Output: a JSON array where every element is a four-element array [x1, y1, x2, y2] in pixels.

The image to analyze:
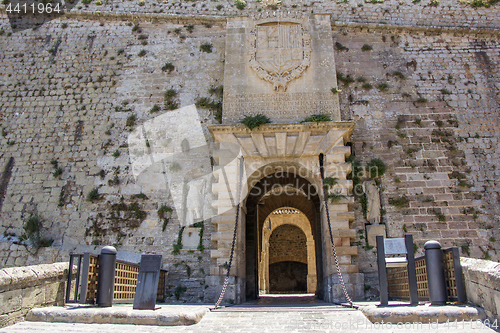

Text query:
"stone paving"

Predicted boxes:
[[1, 295, 499, 333]]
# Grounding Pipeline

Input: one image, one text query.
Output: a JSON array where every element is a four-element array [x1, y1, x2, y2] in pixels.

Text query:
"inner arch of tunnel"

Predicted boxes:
[[260, 208, 317, 294], [244, 170, 323, 300]]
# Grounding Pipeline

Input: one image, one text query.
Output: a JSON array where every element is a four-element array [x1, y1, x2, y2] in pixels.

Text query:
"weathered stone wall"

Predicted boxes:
[[0, 242, 61, 268], [0, 14, 224, 303], [0, 0, 499, 302], [461, 257, 500, 322], [269, 224, 307, 264], [4, 0, 497, 31], [332, 26, 500, 293], [269, 261, 307, 293], [0, 262, 68, 327]]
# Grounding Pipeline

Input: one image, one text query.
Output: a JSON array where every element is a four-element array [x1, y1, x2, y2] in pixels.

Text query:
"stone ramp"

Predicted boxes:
[[1, 299, 498, 333], [26, 304, 209, 326], [213, 294, 346, 312], [357, 301, 487, 324]]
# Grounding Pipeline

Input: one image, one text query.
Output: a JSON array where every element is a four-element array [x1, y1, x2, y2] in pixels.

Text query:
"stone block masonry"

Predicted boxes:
[[2, 0, 498, 31], [0, 16, 225, 303], [333, 26, 500, 295], [461, 257, 500, 322], [0, 1, 499, 304], [0, 262, 68, 327]]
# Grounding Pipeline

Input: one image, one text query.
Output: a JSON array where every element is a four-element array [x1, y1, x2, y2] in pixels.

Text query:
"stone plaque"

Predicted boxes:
[[223, 13, 340, 124], [384, 238, 407, 255], [139, 255, 162, 273], [182, 227, 201, 250]]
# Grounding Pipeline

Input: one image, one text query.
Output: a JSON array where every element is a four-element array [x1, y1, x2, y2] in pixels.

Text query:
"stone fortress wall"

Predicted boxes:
[[0, 0, 499, 302]]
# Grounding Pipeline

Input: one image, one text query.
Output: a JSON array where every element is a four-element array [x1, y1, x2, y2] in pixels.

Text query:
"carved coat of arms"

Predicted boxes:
[[249, 22, 312, 91]]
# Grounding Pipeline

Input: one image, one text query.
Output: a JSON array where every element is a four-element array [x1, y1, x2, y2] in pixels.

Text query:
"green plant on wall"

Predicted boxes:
[[337, 73, 355, 86], [19, 214, 53, 251], [172, 226, 185, 254], [469, 0, 499, 7], [174, 285, 187, 300], [346, 156, 362, 189], [327, 191, 346, 203], [323, 177, 346, 203], [164, 89, 179, 110], [389, 196, 409, 208], [355, 191, 367, 220], [235, 0, 246, 10], [158, 205, 173, 231], [200, 43, 213, 53], [193, 221, 205, 251], [461, 241, 471, 256], [335, 42, 348, 51], [195, 85, 223, 123], [366, 158, 386, 179], [87, 188, 100, 202], [302, 114, 332, 123], [241, 114, 271, 130], [361, 44, 373, 51]]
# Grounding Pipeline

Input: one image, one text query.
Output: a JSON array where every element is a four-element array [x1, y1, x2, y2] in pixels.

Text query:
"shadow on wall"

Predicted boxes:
[[269, 261, 307, 293]]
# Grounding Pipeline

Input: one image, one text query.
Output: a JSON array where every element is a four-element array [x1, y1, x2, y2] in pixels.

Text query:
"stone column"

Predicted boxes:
[[306, 240, 317, 293]]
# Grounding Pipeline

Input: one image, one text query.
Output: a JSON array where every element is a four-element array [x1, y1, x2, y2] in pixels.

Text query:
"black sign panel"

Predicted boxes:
[[139, 255, 162, 273], [134, 254, 163, 310]]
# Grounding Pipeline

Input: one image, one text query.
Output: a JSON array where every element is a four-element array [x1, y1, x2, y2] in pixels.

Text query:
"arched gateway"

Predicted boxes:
[[206, 124, 363, 304], [204, 12, 364, 304]]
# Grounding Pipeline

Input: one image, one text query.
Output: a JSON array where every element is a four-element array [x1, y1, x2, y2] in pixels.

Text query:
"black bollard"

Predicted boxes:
[[424, 240, 448, 305], [97, 245, 117, 307]]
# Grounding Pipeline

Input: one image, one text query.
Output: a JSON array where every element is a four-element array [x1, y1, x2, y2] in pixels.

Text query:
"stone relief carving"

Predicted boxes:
[[224, 92, 335, 118], [184, 178, 206, 226], [364, 180, 381, 224], [248, 19, 311, 91]]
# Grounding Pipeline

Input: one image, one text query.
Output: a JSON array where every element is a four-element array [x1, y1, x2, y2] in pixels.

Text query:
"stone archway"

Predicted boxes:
[[206, 123, 363, 304], [243, 169, 323, 300], [260, 208, 316, 294]]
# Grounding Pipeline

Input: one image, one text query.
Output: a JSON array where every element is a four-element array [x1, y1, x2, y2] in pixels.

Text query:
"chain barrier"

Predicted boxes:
[[214, 156, 244, 309], [319, 155, 354, 307], [212, 155, 353, 308]]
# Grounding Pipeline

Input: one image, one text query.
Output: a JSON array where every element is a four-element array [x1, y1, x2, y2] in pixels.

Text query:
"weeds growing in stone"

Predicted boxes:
[[200, 43, 213, 53], [235, 0, 246, 10], [302, 114, 332, 123], [361, 44, 373, 51], [161, 62, 175, 73], [376, 82, 389, 91], [87, 188, 100, 202], [241, 114, 271, 130], [335, 42, 348, 51]]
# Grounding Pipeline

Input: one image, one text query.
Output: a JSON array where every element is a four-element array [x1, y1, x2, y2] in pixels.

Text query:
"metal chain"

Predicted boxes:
[[319, 156, 353, 307], [214, 156, 244, 309]]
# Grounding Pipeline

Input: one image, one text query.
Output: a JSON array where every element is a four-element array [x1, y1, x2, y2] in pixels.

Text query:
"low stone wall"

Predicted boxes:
[[0, 262, 68, 328], [461, 257, 500, 322]]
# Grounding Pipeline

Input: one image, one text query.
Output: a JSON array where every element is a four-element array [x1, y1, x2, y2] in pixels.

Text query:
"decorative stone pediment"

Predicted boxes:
[[208, 122, 355, 158]]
